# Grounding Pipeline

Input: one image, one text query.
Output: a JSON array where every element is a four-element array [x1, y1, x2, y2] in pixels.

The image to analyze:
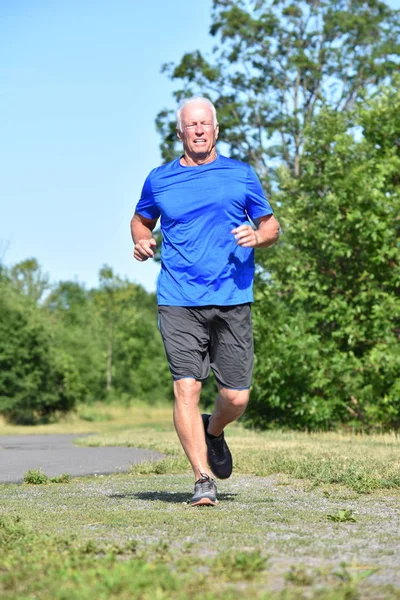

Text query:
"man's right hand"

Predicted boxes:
[[133, 238, 157, 262]]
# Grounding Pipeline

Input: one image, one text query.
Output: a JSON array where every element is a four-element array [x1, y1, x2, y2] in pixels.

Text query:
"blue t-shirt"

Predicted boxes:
[[135, 154, 273, 306]]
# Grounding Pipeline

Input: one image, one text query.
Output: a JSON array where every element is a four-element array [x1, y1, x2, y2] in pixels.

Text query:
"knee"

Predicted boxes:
[[219, 388, 249, 411], [174, 378, 202, 404]]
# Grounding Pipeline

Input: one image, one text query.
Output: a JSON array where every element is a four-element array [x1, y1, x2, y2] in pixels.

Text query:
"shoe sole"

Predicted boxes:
[[190, 497, 218, 507]]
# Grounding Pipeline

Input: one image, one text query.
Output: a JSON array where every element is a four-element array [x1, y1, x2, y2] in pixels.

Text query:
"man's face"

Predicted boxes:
[[177, 102, 219, 161]]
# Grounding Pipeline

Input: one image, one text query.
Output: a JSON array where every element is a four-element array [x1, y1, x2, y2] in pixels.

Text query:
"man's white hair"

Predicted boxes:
[[176, 96, 218, 131]]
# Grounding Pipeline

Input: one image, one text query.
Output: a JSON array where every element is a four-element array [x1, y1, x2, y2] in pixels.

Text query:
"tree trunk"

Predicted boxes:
[[106, 322, 112, 392]]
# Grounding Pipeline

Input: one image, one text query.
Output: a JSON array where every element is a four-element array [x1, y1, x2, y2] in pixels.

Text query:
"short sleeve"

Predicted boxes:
[[245, 166, 273, 221], [135, 171, 161, 221]]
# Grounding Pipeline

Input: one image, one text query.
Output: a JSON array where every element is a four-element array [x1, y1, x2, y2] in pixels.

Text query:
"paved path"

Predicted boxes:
[[0, 435, 163, 483]]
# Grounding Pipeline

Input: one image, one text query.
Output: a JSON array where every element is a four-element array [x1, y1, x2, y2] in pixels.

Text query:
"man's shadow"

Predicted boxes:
[[108, 491, 238, 503]]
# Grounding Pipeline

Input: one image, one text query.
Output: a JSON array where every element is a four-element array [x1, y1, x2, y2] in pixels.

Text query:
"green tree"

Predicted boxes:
[[47, 267, 171, 405], [46, 280, 104, 401], [92, 270, 171, 403], [46, 271, 171, 405], [155, 1, 400, 429], [248, 85, 400, 430], [157, 0, 399, 184], [0, 280, 83, 424], [10, 258, 49, 304], [97, 265, 119, 393], [0, 256, 172, 421], [110, 286, 172, 403]]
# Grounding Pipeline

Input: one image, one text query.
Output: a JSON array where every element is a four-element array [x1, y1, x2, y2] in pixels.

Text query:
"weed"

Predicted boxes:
[[125, 539, 138, 554], [130, 455, 189, 476], [182, 541, 193, 553], [23, 469, 72, 485], [152, 540, 171, 560], [211, 549, 268, 581], [333, 562, 378, 585], [49, 473, 71, 483], [326, 509, 357, 523], [23, 468, 48, 484], [155, 459, 176, 475], [80, 539, 101, 555], [0, 515, 28, 548], [329, 562, 379, 599], [285, 565, 316, 586]]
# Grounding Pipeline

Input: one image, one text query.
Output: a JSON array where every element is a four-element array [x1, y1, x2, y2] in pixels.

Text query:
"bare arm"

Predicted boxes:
[[130, 212, 159, 262], [232, 214, 280, 249]]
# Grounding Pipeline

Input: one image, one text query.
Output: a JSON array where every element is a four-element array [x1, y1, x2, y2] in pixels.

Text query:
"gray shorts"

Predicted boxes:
[[158, 304, 254, 390]]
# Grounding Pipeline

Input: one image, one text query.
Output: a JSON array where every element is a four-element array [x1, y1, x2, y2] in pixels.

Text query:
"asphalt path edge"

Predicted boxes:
[[0, 434, 164, 484]]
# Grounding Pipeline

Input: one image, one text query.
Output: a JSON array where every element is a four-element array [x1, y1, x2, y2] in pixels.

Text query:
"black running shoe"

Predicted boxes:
[[202, 413, 233, 479], [190, 473, 218, 507]]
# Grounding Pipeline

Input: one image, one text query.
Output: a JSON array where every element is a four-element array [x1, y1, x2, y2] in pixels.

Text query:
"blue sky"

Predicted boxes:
[[0, 0, 213, 292], [1, 0, 399, 293]]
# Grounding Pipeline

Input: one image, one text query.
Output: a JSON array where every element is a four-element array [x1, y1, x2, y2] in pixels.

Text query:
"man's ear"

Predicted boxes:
[[215, 124, 219, 140], [176, 128, 182, 140]]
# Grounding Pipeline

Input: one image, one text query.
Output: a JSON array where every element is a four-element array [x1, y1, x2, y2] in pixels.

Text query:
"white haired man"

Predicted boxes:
[[131, 96, 279, 506]]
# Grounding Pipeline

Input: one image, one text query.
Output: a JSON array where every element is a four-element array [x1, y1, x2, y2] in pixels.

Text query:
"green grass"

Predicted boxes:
[[1, 473, 399, 599], [0, 402, 173, 435], [73, 408, 400, 494], [1, 403, 400, 599]]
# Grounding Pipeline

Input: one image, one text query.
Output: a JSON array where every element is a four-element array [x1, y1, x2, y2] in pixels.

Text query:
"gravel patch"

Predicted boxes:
[[1, 471, 398, 597]]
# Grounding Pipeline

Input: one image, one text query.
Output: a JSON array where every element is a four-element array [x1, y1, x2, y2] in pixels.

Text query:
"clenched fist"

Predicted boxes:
[[133, 238, 157, 262], [231, 224, 259, 248]]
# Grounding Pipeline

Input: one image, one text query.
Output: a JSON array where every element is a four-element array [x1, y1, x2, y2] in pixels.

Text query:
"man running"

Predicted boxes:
[[131, 96, 279, 506]]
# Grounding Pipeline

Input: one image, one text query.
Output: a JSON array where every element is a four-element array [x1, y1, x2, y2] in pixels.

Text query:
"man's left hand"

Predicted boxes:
[[232, 224, 259, 248]]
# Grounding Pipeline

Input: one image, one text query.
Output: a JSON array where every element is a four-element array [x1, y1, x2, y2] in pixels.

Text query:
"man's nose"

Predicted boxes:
[[194, 123, 205, 134]]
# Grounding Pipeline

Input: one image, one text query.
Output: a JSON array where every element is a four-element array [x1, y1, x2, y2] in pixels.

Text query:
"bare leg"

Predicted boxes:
[[207, 387, 250, 437], [173, 378, 214, 480]]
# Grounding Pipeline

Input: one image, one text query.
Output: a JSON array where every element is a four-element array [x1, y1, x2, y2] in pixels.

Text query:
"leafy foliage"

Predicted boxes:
[[47, 267, 172, 404], [0, 280, 83, 424], [46, 280, 105, 401], [249, 86, 400, 430], [23, 469, 49, 485], [10, 258, 49, 304], [23, 469, 71, 484], [326, 509, 356, 523], [156, 0, 400, 430], [0, 258, 172, 423], [157, 0, 400, 183]]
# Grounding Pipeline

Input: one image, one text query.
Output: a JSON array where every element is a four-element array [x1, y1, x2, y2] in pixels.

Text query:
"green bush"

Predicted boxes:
[[23, 469, 49, 484], [249, 86, 400, 431], [0, 282, 84, 424]]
